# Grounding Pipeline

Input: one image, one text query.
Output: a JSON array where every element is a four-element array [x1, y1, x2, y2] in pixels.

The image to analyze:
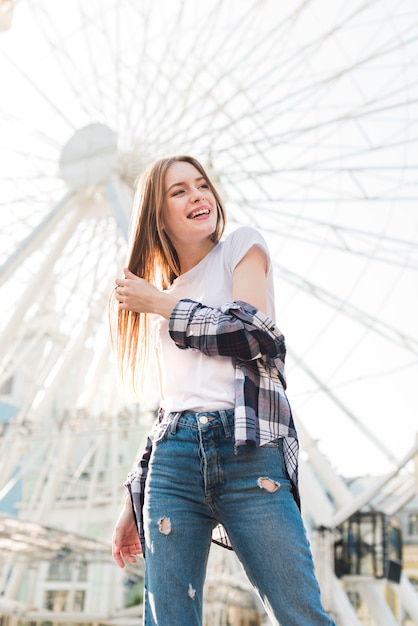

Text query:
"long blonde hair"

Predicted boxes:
[[114, 155, 226, 393]]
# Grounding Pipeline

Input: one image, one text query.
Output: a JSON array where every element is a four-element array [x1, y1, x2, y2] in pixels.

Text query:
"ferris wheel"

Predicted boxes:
[[0, 1, 418, 624]]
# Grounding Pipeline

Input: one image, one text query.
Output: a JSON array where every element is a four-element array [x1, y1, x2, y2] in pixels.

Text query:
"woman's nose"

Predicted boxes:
[[191, 187, 203, 201]]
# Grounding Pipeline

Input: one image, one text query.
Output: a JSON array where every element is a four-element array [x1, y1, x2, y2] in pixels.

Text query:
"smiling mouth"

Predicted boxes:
[[188, 208, 210, 219]]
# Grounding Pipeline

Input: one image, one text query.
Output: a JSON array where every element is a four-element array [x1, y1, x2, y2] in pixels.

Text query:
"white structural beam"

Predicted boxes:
[[297, 418, 353, 511], [328, 575, 362, 626], [298, 458, 335, 527], [0, 191, 74, 286], [0, 196, 84, 365], [76, 340, 113, 409], [390, 575, 418, 625], [355, 581, 399, 626], [17, 281, 113, 429], [105, 178, 134, 241], [330, 438, 418, 528], [0, 438, 50, 502], [380, 480, 416, 516]]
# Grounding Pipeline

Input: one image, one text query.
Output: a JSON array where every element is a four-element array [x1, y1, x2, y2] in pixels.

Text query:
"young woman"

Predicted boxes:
[[111, 155, 335, 626]]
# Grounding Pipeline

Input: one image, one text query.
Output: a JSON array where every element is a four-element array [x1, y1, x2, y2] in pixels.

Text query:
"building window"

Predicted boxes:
[[48, 561, 72, 582], [48, 560, 88, 582], [45, 589, 68, 612], [74, 590, 86, 611], [44, 589, 85, 612]]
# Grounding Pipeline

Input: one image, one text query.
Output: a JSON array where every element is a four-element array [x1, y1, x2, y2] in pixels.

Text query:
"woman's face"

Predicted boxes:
[[162, 161, 218, 247]]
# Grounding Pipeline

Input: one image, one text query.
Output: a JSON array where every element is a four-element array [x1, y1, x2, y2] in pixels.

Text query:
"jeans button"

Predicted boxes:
[[199, 415, 208, 424]]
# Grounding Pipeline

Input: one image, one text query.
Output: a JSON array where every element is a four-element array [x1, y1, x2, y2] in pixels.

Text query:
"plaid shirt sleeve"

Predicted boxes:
[[124, 434, 153, 555], [169, 298, 286, 377]]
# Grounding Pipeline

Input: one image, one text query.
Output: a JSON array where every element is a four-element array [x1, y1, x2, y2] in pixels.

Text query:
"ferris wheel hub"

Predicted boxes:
[[59, 123, 118, 190]]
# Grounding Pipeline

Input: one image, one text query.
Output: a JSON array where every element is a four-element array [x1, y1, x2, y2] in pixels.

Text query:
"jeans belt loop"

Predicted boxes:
[[170, 411, 182, 434], [219, 410, 232, 438]]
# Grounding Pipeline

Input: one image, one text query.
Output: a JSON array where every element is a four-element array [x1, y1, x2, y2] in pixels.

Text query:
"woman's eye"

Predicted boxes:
[[172, 189, 184, 196], [200, 184, 209, 189]]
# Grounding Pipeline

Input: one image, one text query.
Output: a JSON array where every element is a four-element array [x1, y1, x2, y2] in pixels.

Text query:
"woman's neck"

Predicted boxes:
[[177, 239, 217, 274]]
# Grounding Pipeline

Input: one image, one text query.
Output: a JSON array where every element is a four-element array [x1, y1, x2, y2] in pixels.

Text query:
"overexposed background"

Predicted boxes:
[[1, 0, 417, 482]]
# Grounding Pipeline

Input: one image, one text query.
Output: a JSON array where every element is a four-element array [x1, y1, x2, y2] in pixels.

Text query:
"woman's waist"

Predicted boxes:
[[160, 407, 234, 427]]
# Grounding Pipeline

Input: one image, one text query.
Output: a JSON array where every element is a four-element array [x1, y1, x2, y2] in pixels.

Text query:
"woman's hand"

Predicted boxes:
[[115, 268, 178, 319], [112, 496, 142, 568]]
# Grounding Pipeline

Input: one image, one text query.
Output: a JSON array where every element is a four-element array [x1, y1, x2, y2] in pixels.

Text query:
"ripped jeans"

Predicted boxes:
[[143, 409, 335, 626]]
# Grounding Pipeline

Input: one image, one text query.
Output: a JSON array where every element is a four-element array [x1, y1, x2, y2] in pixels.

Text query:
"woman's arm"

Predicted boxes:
[[232, 245, 268, 314]]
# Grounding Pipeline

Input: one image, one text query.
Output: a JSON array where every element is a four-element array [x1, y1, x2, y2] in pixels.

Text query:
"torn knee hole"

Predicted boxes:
[[188, 583, 196, 599], [158, 517, 171, 535], [257, 477, 280, 492]]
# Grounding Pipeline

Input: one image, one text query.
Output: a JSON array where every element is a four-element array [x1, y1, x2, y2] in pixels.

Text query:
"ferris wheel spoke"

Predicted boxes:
[[0, 52, 76, 132], [274, 260, 418, 354], [289, 345, 400, 465], [246, 207, 418, 270]]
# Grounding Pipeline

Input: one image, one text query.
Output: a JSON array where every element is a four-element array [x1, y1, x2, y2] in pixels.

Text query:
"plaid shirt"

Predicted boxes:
[[126, 299, 299, 554]]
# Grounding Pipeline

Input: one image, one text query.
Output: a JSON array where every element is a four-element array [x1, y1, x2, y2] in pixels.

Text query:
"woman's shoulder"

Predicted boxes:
[[223, 225, 269, 253], [224, 224, 263, 240], [221, 226, 271, 271]]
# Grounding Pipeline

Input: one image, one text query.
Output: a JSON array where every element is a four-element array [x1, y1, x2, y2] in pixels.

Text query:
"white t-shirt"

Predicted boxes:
[[152, 226, 276, 412]]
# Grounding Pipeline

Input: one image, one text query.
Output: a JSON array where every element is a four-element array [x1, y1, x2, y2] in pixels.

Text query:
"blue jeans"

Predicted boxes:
[[143, 409, 335, 626]]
